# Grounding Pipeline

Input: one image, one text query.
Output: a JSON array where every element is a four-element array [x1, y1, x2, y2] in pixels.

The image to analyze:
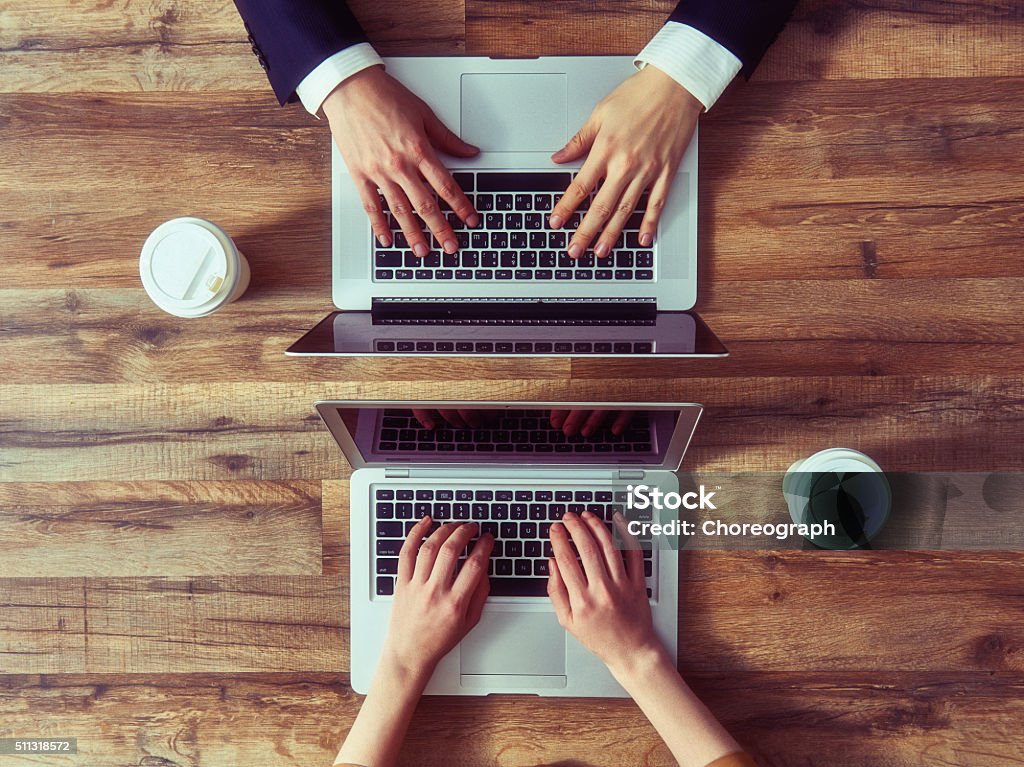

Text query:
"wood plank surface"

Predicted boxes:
[[2, 377, 1020, 482], [466, 0, 1024, 79], [1, 280, 1022, 384], [0, 481, 322, 576], [0, 0, 464, 93], [1, 672, 1022, 767], [0, 577, 345, 674], [3, 77, 1022, 291], [3, 550, 1020, 676]]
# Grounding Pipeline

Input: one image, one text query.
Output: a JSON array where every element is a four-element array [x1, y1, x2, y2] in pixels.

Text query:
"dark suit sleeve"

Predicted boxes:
[[233, 0, 370, 106], [668, 0, 798, 77]]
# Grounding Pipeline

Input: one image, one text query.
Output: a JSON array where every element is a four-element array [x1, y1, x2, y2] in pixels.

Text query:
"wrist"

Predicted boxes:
[[639, 64, 704, 114], [605, 640, 675, 688], [378, 640, 437, 688], [322, 64, 385, 117]]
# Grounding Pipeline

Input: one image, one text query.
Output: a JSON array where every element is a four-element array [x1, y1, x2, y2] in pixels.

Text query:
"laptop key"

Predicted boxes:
[[375, 251, 402, 267], [376, 521, 403, 538], [477, 172, 571, 192], [488, 578, 548, 597], [376, 576, 395, 595], [375, 269, 394, 280], [376, 540, 403, 557]]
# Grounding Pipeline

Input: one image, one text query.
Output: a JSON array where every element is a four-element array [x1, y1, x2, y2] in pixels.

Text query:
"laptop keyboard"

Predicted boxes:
[[373, 339, 654, 355], [372, 485, 655, 598], [373, 172, 655, 282], [374, 409, 654, 455]]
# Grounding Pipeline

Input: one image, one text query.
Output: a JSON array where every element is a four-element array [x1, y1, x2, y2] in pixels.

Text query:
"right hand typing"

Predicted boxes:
[[547, 510, 667, 674], [323, 65, 480, 257]]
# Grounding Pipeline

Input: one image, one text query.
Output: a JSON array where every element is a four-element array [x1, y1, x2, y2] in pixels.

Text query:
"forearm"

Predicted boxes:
[[334, 647, 432, 767], [609, 646, 741, 767]]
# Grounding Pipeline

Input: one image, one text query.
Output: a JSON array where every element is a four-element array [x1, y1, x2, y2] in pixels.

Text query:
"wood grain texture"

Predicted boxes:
[[0, 0, 464, 93], [3, 78, 1022, 291], [0, 671, 1022, 766], [0, 481, 322, 576], [2, 377, 1020, 482], [0, 554, 1020, 677], [1, 280, 1022, 385], [466, 0, 1024, 79], [0, 577, 345, 674]]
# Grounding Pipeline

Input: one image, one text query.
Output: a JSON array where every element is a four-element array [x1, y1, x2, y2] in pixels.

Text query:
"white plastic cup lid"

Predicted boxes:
[[140, 217, 238, 317]]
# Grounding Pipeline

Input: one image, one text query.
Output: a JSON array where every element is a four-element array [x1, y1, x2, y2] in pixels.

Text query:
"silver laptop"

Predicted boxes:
[[288, 57, 726, 359], [316, 400, 703, 696]]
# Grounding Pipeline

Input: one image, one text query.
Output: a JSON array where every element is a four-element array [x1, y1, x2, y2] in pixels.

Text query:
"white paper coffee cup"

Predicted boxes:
[[140, 217, 250, 318], [783, 448, 891, 549]]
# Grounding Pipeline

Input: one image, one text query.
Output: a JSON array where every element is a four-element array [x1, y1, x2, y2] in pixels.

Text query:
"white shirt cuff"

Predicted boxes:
[[295, 42, 384, 117], [635, 22, 742, 111]]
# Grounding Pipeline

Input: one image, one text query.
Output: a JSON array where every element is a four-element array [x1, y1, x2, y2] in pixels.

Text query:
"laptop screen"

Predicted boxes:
[[316, 402, 703, 471], [287, 311, 728, 357]]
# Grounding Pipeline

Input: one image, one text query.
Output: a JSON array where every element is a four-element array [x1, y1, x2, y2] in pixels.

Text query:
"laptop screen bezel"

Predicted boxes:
[[315, 400, 703, 472]]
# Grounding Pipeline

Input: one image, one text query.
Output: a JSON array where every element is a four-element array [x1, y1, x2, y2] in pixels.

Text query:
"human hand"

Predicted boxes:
[[323, 65, 480, 258], [549, 65, 702, 259], [549, 409, 633, 438], [547, 511, 665, 675], [381, 518, 493, 676]]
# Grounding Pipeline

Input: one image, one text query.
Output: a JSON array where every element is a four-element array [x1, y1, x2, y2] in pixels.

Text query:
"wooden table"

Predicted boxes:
[[2, 1, 1023, 764]]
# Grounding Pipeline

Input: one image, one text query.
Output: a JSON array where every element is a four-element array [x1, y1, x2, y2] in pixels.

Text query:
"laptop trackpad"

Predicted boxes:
[[460, 74, 568, 152], [460, 611, 566, 676]]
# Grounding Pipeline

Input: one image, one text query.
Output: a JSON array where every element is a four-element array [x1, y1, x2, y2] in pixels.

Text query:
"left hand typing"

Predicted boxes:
[[381, 519, 494, 676], [548, 65, 703, 259]]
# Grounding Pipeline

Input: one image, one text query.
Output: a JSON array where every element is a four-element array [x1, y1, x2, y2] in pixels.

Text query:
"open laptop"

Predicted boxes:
[[287, 57, 727, 359], [316, 400, 703, 696]]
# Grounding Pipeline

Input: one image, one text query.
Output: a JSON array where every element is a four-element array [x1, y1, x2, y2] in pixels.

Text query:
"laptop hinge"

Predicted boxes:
[[371, 297, 657, 323], [385, 468, 410, 478], [617, 470, 646, 481]]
